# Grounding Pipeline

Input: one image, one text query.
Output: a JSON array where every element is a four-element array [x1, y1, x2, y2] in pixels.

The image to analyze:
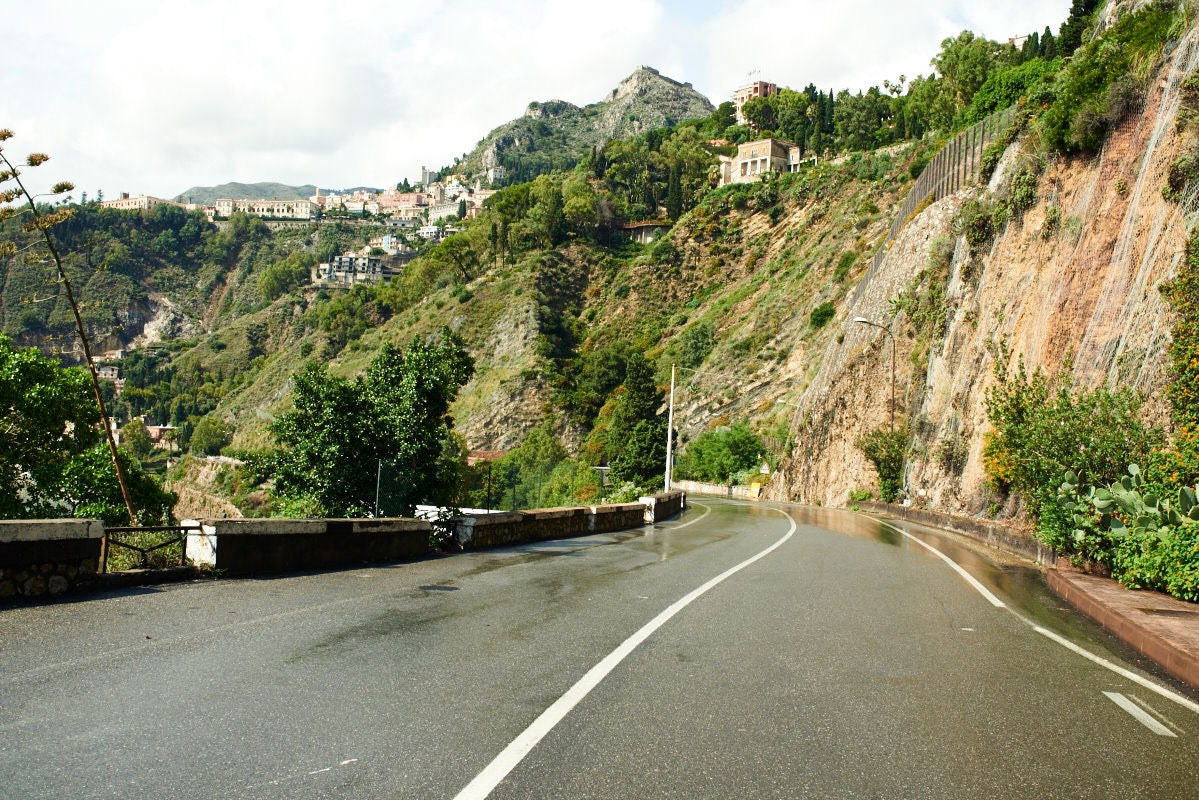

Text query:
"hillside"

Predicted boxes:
[[173, 181, 325, 203], [454, 66, 715, 183]]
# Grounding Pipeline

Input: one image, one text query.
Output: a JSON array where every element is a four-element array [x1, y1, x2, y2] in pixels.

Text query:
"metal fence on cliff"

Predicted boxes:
[[854, 106, 1018, 301]]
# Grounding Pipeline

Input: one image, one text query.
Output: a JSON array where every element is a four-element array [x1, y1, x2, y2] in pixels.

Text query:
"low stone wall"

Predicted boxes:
[[672, 479, 757, 500], [589, 503, 647, 533], [641, 490, 686, 523], [0, 519, 104, 599], [453, 507, 590, 549], [185, 517, 432, 575], [856, 501, 1057, 565]]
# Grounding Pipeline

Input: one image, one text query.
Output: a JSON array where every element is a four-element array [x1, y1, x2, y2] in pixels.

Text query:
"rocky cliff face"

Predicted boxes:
[[459, 66, 714, 178], [768, 24, 1199, 515]]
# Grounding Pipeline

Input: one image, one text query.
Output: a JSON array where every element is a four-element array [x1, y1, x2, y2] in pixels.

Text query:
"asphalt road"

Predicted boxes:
[[1, 500, 1196, 799]]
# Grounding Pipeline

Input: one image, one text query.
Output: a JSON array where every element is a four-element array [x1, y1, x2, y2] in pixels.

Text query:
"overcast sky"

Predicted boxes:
[[3, 0, 1068, 200]]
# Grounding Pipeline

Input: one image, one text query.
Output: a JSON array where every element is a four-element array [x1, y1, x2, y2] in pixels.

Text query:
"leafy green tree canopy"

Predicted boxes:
[[267, 328, 475, 516]]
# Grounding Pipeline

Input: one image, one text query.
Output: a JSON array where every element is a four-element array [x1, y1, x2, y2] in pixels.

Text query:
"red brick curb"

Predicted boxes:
[[1047, 569, 1199, 689]]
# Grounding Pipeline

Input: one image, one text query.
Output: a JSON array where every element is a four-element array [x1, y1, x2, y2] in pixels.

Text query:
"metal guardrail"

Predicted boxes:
[[102, 525, 200, 572]]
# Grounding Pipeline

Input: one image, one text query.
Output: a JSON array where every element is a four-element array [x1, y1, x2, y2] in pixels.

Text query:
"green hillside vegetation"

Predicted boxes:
[[452, 66, 715, 184], [9, 0, 1189, 534], [173, 181, 324, 204]]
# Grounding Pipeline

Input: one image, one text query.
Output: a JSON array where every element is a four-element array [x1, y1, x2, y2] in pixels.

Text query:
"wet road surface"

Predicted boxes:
[[1, 500, 1196, 798]]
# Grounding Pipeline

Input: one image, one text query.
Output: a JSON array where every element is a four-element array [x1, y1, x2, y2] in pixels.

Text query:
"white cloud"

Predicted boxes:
[[0, 0, 1068, 200]]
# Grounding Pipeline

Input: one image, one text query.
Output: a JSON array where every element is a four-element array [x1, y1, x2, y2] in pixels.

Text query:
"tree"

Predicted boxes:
[[679, 424, 763, 483], [52, 443, 176, 525], [607, 352, 666, 485], [120, 419, 154, 458], [0, 131, 138, 522], [932, 31, 1003, 108], [190, 416, 232, 456], [457, 198, 467, 219], [665, 160, 682, 220], [0, 335, 99, 517], [267, 329, 475, 516]]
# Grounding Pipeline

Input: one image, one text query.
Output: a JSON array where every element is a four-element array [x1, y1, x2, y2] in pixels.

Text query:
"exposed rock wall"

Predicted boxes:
[[771, 29, 1199, 515]]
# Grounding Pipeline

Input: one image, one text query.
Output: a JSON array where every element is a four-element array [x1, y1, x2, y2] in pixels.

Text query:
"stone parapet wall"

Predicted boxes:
[[0, 519, 104, 599], [672, 480, 757, 500], [589, 503, 647, 533], [185, 517, 433, 575], [641, 490, 686, 523]]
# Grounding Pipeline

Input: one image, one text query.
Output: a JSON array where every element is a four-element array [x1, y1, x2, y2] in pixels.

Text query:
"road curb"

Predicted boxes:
[[1046, 569, 1199, 690], [855, 501, 1058, 565]]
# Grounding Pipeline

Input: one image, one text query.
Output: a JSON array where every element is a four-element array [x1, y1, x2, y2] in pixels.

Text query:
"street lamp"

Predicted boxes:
[[664, 364, 700, 492], [853, 317, 896, 432]]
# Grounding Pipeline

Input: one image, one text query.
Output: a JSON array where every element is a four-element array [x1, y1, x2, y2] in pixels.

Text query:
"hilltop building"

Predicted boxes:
[[100, 193, 181, 212], [732, 80, 779, 124], [214, 198, 316, 220], [485, 166, 506, 185]]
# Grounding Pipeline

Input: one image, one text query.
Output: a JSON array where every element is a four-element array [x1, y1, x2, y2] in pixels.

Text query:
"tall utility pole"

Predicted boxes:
[[853, 317, 896, 431], [664, 364, 676, 492]]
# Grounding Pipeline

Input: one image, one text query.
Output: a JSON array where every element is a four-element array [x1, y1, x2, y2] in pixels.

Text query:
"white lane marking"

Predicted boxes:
[[1035, 626, 1199, 715], [339, 758, 358, 765], [1127, 693, 1186, 736], [866, 513, 1199, 716], [657, 501, 712, 531], [1103, 691, 1179, 736], [308, 767, 331, 775], [452, 506, 797, 800], [873, 518, 1005, 607]]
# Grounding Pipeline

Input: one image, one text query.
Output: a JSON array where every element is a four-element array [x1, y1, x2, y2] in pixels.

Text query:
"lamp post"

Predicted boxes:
[[853, 316, 896, 432], [665, 364, 699, 492]]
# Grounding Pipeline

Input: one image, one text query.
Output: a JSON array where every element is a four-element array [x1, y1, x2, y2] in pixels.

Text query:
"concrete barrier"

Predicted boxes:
[[0, 519, 104, 599], [185, 517, 432, 575]]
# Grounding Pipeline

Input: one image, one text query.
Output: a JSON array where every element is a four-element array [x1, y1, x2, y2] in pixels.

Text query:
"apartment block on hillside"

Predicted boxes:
[[716, 138, 807, 186], [732, 80, 778, 124], [214, 198, 316, 220], [100, 193, 181, 212]]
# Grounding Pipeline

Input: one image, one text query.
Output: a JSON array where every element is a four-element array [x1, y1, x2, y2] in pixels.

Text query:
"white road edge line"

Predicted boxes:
[[452, 506, 796, 800], [873, 518, 1005, 607], [1036, 625, 1199, 715], [1103, 691, 1179, 736], [657, 500, 712, 531], [865, 513, 1199, 716]]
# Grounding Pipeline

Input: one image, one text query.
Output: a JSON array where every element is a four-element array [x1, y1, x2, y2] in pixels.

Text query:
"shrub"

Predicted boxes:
[[768, 204, 785, 225], [983, 356, 1162, 516], [677, 423, 763, 483], [1039, 5, 1173, 154], [1042, 205, 1061, 238], [856, 427, 909, 502], [1046, 466, 1199, 600], [834, 251, 857, 282], [955, 198, 995, 258], [1008, 167, 1039, 215], [809, 301, 835, 329]]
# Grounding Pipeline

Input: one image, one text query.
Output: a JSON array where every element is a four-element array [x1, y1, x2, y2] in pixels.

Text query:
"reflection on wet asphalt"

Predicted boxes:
[[1, 497, 1196, 800]]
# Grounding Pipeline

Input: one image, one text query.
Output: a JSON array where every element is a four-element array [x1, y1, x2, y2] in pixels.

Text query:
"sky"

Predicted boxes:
[[2, 0, 1070, 201]]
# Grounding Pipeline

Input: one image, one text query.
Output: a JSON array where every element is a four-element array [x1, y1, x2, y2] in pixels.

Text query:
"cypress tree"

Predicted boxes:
[[1041, 26, 1057, 59], [665, 160, 682, 219]]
